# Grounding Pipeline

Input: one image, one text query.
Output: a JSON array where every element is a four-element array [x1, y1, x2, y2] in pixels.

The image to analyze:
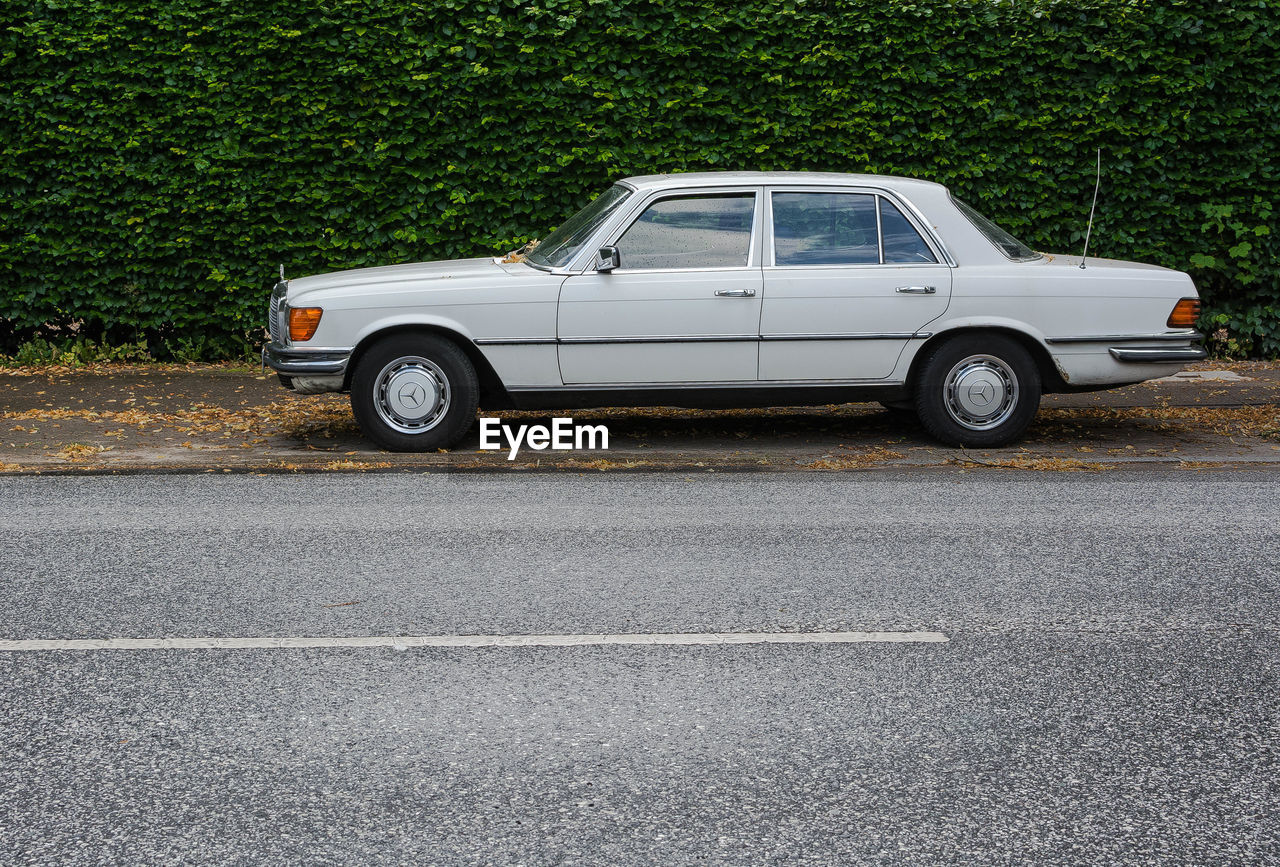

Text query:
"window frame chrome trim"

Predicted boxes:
[[874, 194, 885, 264], [894, 191, 957, 267]]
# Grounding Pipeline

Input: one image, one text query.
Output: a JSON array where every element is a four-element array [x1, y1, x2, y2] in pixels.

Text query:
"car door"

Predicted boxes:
[[759, 187, 952, 380], [557, 188, 764, 384]]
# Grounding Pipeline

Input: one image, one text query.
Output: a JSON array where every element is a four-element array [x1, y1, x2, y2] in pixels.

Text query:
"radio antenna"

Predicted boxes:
[[1079, 147, 1101, 269]]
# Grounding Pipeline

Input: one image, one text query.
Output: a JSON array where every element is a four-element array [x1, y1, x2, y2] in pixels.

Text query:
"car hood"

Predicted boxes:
[[286, 257, 503, 299]]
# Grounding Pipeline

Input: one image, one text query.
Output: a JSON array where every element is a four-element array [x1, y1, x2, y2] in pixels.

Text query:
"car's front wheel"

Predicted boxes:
[[350, 333, 478, 452], [913, 334, 1041, 448]]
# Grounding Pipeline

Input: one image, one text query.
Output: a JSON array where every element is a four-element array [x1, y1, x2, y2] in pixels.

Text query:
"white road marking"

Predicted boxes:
[[0, 631, 948, 652]]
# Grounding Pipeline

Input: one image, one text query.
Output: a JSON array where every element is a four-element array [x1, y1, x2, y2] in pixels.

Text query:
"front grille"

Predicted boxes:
[[267, 282, 287, 344]]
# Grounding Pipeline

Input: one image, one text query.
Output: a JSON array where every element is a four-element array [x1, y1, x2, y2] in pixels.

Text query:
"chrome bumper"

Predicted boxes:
[[261, 343, 352, 376], [1109, 345, 1208, 363]]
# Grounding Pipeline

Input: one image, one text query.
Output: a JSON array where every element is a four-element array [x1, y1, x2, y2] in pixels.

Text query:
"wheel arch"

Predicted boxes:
[[344, 324, 510, 408], [906, 325, 1067, 394]]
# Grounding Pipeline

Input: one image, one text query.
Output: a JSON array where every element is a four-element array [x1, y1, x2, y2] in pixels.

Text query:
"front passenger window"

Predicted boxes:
[[616, 194, 756, 270]]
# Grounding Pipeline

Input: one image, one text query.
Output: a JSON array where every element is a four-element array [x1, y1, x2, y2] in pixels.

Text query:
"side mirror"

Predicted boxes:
[[594, 246, 620, 273]]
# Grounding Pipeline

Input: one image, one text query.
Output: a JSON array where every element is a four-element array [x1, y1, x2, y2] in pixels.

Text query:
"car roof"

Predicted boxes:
[[617, 171, 949, 193]]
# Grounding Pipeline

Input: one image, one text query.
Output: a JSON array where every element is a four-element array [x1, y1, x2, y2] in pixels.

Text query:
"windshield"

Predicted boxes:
[[527, 184, 633, 269], [951, 196, 1041, 261]]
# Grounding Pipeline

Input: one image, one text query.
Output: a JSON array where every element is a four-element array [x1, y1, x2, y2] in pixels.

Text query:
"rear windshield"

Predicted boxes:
[[951, 196, 1041, 261]]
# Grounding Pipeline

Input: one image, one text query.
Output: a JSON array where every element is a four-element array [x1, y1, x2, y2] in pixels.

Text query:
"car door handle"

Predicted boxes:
[[715, 289, 757, 297], [895, 285, 936, 295]]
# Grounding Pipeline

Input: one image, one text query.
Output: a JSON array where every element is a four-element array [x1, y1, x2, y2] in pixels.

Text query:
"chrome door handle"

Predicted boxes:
[[715, 289, 756, 297], [895, 285, 936, 295]]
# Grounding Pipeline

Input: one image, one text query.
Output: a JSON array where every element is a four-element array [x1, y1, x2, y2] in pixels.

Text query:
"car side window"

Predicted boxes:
[[615, 194, 755, 270], [772, 192, 879, 265], [880, 198, 938, 264]]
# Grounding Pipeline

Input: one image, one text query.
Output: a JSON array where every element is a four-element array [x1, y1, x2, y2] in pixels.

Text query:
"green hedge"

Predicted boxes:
[[2, 0, 1277, 358]]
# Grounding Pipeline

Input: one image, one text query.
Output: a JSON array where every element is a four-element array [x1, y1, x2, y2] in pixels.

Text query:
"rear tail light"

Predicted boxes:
[[1167, 298, 1200, 329], [288, 307, 323, 341]]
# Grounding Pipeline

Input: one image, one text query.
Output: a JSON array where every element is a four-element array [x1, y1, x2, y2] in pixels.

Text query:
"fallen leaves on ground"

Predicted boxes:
[[947, 455, 1111, 472], [803, 447, 905, 470], [4, 397, 356, 441], [0, 361, 258, 377], [321, 459, 392, 471], [1038, 404, 1280, 438], [52, 443, 107, 462], [570, 458, 656, 471]]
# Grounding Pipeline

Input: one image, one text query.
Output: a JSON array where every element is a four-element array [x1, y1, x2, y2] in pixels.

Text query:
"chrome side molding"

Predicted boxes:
[[1047, 331, 1202, 344], [1109, 346, 1208, 363]]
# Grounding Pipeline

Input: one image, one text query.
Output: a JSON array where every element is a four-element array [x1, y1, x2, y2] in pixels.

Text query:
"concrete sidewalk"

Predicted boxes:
[[2, 361, 1278, 473]]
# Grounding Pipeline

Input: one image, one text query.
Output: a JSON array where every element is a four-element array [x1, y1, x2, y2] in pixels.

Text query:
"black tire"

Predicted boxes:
[[350, 333, 479, 452], [913, 334, 1041, 448]]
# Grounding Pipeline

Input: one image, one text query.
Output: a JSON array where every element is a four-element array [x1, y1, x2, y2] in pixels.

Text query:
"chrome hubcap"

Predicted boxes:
[[943, 354, 1019, 430], [374, 356, 450, 434]]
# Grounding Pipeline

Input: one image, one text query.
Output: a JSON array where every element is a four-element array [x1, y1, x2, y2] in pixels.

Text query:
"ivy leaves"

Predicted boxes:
[[0, 0, 1276, 357]]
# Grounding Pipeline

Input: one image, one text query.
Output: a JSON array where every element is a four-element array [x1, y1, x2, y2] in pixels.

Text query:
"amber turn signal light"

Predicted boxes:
[[288, 307, 323, 341], [1167, 298, 1201, 329]]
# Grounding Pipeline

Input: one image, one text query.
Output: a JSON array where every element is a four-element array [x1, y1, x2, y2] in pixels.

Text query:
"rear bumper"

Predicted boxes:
[[1109, 346, 1208, 363], [261, 343, 352, 376]]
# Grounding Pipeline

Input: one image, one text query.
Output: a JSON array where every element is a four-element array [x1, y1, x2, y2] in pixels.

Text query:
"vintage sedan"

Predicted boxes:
[[262, 171, 1205, 451]]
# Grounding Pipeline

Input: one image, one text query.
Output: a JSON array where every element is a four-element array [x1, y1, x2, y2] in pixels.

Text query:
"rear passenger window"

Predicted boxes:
[[772, 192, 879, 265], [880, 198, 937, 264]]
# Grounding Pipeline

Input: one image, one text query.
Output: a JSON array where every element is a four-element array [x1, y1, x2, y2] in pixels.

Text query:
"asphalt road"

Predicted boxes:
[[2, 471, 1278, 864]]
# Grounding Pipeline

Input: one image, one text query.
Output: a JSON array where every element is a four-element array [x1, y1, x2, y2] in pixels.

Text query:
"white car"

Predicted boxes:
[[262, 171, 1205, 451]]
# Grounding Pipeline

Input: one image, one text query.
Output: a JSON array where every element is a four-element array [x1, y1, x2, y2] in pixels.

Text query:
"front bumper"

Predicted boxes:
[[261, 343, 353, 376]]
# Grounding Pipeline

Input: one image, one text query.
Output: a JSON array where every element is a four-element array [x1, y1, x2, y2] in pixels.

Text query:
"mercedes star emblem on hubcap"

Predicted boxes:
[[967, 382, 995, 406], [399, 384, 425, 408]]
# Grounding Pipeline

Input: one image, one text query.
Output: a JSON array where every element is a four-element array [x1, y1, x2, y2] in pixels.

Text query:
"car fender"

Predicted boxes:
[[896, 315, 1064, 383], [348, 312, 479, 350]]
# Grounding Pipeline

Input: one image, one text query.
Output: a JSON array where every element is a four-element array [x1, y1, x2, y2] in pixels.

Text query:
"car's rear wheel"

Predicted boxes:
[[913, 334, 1041, 447], [350, 333, 478, 452]]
